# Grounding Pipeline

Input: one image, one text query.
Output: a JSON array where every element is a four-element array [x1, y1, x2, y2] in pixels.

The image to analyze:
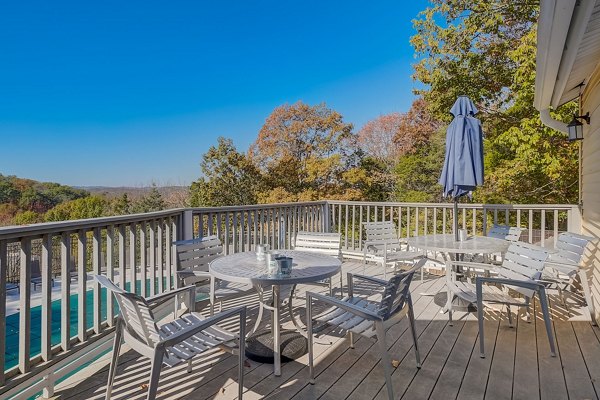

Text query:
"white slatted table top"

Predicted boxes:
[[407, 234, 510, 254], [209, 250, 342, 285]]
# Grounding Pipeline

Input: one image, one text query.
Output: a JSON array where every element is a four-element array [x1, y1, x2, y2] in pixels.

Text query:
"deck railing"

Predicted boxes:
[[0, 200, 580, 398]]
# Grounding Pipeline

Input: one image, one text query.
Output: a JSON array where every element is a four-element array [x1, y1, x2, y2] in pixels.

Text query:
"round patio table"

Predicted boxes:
[[407, 234, 511, 310], [210, 250, 341, 376]]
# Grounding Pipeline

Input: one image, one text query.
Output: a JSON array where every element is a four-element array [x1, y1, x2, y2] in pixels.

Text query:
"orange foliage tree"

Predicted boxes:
[[249, 101, 366, 202]]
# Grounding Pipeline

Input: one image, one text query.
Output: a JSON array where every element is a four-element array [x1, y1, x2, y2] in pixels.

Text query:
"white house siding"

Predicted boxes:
[[582, 64, 600, 322]]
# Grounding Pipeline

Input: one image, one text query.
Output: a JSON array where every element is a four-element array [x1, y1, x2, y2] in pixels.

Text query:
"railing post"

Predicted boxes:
[[567, 204, 583, 234], [181, 209, 194, 241], [323, 201, 331, 232]]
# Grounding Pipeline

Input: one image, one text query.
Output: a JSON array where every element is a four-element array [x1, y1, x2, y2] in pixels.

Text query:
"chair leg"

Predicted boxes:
[[538, 287, 557, 357], [446, 286, 453, 326], [349, 331, 355, 349], [105, 321, 123, 400], [525, 297, 532, 322], [579, 269, 596, 326], [239, 307, 246, 399], [146, 347, 164, 400], [375, 322, 394, 400], [307, 296, 315, 384], [476, 281, 485, 358], [187, 359, 192, 373], [339, 272, 344, 298], [506, 305, 513, 328], [329, 279, 333, 297], [407, 296, 421, 368]]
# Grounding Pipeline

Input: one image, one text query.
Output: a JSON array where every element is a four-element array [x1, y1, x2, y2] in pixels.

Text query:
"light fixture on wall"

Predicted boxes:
[[567, 112, 590, 141]]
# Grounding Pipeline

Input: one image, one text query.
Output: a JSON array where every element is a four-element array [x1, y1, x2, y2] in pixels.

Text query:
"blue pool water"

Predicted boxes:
[[4, 279, 163, 371]]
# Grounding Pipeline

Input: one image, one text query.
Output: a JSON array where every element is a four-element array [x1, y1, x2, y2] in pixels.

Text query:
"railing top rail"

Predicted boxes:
[[0, 208, 185, 240], [189, 200, 328, 213], [324, 200, 578, 210]]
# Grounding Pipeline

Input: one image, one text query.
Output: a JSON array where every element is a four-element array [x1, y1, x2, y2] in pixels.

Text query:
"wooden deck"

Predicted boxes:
[[55, 260, 600, 400]]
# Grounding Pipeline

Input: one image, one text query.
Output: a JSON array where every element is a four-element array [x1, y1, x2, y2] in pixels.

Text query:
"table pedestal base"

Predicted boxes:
[[245, 329, 308, 364], [434, 292, 477, 312]]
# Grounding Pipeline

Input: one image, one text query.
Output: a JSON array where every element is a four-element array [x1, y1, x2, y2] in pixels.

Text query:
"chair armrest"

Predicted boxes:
[[475, 276, 544, 292], [306, 291, 382, 321], [177, 270, 212, 280], [145, 285, 195, 306], [160, 305, 246, 347], [544, 261, 579, 276], [350, 274, 388, 287]]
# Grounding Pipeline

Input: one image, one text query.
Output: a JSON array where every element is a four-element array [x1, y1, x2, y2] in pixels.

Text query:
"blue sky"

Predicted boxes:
[[0, 0, 427, 187]]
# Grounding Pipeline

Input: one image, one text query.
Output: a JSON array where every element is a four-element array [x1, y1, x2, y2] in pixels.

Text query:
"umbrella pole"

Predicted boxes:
[[453, 198, 459, 242]]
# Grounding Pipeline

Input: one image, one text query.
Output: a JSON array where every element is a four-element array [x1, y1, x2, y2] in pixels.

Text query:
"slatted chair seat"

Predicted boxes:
[[293, 231, 344, 297], [446, 241, 554, 358], [159, 313, 238, 367], [307, 258, 426, 400], [95, 275, 246, 400], [175, 236, 255, 314], [363, 221, 423, 280]]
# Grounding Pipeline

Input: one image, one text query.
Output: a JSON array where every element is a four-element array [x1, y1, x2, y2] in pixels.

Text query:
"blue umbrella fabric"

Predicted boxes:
[[439, 96, 484, 199]]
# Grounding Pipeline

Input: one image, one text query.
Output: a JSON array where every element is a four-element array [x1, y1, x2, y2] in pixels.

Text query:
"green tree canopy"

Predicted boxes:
[[189, 137, 262, 207], [411, 0, 578, 204]]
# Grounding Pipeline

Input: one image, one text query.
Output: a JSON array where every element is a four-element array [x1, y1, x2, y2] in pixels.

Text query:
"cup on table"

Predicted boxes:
[[458, 229, 468, 242], [276, 256, 293, 275], [256, 244, 269, 261], [266, 251, 280, 276]]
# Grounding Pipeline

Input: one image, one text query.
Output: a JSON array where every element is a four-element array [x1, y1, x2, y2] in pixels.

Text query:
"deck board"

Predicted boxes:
[[55, 259, 600, 400]]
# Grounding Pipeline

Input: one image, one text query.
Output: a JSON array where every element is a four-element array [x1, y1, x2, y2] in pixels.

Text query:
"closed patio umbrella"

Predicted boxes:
[[439, 96, 484, 241]]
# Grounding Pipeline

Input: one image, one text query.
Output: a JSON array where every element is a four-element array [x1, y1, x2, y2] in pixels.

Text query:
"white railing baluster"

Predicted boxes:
[[19, 238, 31, 373], [129, 225, 137, 295], [77, 230, 87, 342], [106, 226, 115, 323], [139, 223, 147, 297], [0, 240, 6, 385], [41, 234, 52, 361], [61, 233, 71, 351], [92, 228, 101, 334], [157, 221, 164, 293], [148, 221, 156, 295]]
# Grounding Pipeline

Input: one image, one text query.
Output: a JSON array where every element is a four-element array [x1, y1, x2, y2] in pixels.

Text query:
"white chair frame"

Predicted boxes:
[[175, 235, 254, 315], [293, 231, 343, 296], [95, 275, 246, 400], [307, 258, 426, 400], [362, 221, 424, 280]]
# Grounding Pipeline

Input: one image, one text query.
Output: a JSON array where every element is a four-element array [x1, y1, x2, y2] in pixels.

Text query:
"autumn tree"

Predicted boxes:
[[249, 101, 362, 202], [189, 137, 263, 206]]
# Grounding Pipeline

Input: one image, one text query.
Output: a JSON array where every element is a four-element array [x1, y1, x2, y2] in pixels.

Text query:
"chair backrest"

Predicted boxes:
[[498, 241, 550, 297], [293, 232, 342, 259], [554, 232, 595, 265], [363, 221, 402, 252], [487, 224, 523, 242], [174, 236, 223, 281], [377, 258, 426, 320], [95, 275, 161, 348]]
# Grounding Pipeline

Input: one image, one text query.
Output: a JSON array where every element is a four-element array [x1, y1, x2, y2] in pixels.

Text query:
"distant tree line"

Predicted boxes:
[[0, 175, 170, 226]]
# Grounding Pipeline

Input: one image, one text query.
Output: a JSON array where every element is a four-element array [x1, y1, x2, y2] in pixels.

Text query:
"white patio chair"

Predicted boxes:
[[445, 241, 554, 357], [293, 231, 343, 296], [486, 224, 524, 241], [362, 221, 423, 280], [542, 232, 596, 322], [95, 275, 246, 400], [175, 236, 254, 315], [467, 224, 524, 265], [306, 258, 426, 400]]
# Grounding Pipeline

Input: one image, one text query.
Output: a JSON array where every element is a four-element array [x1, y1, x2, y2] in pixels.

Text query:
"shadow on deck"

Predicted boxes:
[[55, 260, 600, 400]]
